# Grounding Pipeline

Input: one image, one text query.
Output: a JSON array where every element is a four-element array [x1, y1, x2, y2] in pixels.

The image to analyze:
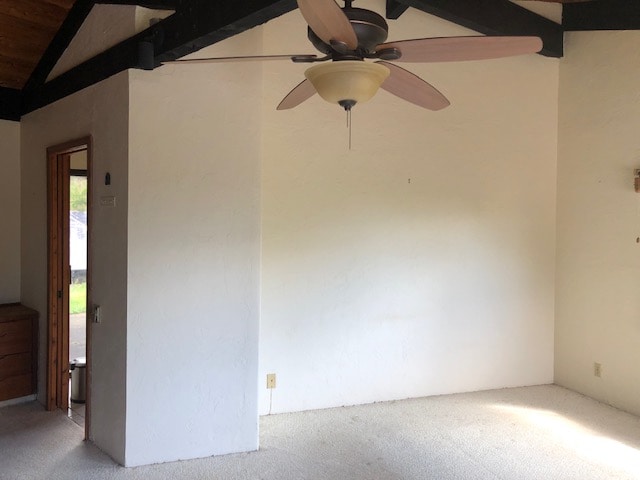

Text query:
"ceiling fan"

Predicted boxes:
[[166, 0, 544, 113]]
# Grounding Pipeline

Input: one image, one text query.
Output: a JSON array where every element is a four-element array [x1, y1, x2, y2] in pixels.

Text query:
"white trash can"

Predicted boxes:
[[70, 357, 86, 404]]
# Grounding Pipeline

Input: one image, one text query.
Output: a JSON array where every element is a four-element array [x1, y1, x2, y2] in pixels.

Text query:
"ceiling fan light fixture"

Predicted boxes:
[[304, 61, 390, 108]]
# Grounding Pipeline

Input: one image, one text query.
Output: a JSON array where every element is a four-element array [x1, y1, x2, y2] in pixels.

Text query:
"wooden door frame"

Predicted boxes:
[[47, 149, 70, 412], [46, 136, 92, 440]]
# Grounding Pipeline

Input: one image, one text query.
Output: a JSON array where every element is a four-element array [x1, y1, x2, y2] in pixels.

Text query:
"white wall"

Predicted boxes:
[[20, 72, 129, 464], [259, 4, 559, 414], [124, 28, 263, 466], [556, 31, 640, 416], [22, 14, 264, 466], [0, 120, 21, 303], [13, 0, 566, 466]]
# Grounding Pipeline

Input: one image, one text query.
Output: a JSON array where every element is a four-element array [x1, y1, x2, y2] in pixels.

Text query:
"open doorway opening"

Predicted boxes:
[[68, 151, 88, 427], [46, 137, 92, 439]]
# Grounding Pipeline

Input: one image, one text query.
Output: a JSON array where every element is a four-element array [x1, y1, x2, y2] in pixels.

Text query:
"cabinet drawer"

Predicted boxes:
[[0, 373, 32, 402], [0, 320, 32, 355], [0, 352, 31, 377]]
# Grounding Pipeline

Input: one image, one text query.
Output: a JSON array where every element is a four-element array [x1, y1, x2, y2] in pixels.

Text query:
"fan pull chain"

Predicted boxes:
[[637, 177, 640, 244], [347, 108, 352, 150], [339, 100, 356, 150]]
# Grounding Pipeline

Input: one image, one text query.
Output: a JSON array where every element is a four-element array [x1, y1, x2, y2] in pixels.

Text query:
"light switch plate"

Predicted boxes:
[[100, 196, 116, 207]]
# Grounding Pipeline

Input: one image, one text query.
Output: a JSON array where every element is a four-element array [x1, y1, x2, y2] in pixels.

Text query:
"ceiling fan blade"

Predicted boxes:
[[277, 79, 317, 110], [377, 61, 450, 111], [377, 36, 543, 63], [297, 0, 358, 50], [164, 54, 318, 65]]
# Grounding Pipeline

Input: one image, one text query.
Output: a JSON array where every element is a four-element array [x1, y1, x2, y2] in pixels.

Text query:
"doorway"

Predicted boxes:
[[47, 137, 92, 439], [68, 152, 88, 427]]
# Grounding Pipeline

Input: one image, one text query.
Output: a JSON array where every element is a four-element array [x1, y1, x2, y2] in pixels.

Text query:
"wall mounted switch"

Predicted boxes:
[[93, 305, 101, 324]]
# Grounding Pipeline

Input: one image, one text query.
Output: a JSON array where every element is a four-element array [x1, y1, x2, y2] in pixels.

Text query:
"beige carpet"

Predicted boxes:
[[2, 385, 640, 479]]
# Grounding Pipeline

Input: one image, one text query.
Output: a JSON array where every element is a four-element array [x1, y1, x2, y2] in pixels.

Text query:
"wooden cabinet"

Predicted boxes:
[[0, 304, 38, 402]]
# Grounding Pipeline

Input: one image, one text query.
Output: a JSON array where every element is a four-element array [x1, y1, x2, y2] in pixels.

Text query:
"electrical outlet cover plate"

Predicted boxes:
[[267, 373, 276, 389]]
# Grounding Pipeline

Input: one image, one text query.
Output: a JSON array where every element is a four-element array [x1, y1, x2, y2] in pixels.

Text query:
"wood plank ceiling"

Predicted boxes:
[[1, 0, 640, 121], [0, 0, 75, 89]]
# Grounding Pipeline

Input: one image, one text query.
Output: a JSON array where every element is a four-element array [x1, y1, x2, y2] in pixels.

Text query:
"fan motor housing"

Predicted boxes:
[[308, 7, 389, 56]]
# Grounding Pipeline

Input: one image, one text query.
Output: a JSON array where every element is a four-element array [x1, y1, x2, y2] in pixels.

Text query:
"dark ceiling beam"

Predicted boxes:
[[22, 0, 175, 100], [563, 0, 640, 31], [386, 0, 410, 21], [22, 0, 96, 95], [22, 0, 297, 114], [390, 0, 563, 58], [154, 0, 297, 62], [95, 0, 178, 9], [22, 31, 140, 113], [0, 87, 21, 121]]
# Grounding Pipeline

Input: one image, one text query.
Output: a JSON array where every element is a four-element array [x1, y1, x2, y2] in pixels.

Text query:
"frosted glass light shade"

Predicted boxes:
[[304, 61, 390, 105]]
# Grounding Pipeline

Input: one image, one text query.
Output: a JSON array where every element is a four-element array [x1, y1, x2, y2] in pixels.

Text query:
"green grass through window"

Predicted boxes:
[[70, 283, 86, 314]]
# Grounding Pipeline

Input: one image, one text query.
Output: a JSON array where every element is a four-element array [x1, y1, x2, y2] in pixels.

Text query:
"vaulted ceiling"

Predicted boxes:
[[0, 0, 639, 121], [0, 0, 75, 90]]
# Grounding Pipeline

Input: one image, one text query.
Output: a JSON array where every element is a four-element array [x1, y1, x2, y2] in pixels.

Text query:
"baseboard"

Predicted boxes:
[[0, 394, 37, 408]]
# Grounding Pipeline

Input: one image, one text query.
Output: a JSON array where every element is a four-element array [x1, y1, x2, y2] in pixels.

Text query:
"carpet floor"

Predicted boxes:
[[1, 385, 640, 479]]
